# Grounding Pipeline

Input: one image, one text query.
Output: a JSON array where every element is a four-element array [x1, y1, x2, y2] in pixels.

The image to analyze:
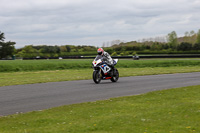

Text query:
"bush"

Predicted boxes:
[[193, 43, 200, 50], [124, 51, 130, 55], [111, 52, 117, 56], [177, 42, 192, 51], [120, 52, 124, 56], [132, 51, 137, 56]]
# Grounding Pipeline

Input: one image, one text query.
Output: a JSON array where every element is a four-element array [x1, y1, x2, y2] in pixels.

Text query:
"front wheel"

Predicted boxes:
[[111, 68, 119, 82], [93, 70, 101, 84]]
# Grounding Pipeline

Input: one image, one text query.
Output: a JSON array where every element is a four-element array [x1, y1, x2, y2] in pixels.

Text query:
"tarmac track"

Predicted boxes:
[[0, 72, 200, 116]]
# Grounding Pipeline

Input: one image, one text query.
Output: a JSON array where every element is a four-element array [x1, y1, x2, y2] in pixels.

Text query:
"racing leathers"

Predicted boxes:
[[95, 51, 113, 66]]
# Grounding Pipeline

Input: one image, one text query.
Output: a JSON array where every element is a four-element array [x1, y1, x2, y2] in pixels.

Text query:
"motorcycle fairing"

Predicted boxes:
[[100, 64, 111, 73]]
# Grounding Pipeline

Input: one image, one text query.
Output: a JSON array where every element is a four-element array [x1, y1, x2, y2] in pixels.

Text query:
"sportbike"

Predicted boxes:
[[92, 55, 119, 84]]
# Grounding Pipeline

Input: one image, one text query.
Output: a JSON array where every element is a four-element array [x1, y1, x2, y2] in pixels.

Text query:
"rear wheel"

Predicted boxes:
[[93, 70, 101, 84], [111, 68, 119, 82]]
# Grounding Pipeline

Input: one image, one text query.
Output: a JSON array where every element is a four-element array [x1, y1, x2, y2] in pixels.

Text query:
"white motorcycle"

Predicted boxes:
[[92, 55, 119, 84]]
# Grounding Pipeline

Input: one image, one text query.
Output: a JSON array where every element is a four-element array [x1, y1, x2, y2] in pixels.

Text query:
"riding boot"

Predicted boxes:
[[111, 65, 115, 76]]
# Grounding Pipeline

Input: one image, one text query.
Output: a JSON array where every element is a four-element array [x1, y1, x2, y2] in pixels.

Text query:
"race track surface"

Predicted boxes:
[[0, 72, 200, 116]]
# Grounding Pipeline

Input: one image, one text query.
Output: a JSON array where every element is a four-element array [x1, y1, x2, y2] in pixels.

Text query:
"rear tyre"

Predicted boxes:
[[111, 68, 119, 82], [93, 70, 101, 84]]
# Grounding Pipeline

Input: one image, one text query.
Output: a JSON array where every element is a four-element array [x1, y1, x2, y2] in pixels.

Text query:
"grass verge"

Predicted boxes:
[[0, 85, 200, 132], [1, 59, 200, 72], [1, 66, 200, 87]]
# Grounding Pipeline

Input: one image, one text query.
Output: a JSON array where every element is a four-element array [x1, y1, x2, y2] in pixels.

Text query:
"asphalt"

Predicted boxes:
[[0, 72, 200, 116]]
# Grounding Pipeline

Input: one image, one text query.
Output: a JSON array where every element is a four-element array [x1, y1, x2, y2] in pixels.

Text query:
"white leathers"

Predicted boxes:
[[95, 51, 113, 66]]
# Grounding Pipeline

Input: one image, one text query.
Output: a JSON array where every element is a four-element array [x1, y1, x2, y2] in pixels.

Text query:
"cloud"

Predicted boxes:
[[0, 0, 200, 47]]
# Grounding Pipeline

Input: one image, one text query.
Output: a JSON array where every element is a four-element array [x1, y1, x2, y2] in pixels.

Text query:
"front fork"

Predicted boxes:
[[93, 68, 102, 79], [98, 69, 102, 79]]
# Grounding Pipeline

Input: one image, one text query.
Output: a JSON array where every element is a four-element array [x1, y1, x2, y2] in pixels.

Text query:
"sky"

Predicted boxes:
[[0, 0, 200, 48]]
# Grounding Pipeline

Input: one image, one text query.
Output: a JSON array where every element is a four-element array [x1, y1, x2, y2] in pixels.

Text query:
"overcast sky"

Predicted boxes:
[[0, 0, 200, 48]]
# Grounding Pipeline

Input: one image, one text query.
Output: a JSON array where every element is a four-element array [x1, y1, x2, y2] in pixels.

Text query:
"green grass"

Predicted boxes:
[[1, 66, 200, 87], [0, 59, 91, 72], [1, 85, 200, 133], [1, 59, 200, 72]]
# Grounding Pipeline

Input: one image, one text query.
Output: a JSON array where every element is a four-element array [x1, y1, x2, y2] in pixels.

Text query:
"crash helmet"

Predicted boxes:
[[97, 48, 104, 55]]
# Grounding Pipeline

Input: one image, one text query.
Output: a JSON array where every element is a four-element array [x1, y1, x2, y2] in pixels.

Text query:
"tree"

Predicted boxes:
[[0, 31, 5, 42], [196, 29, 200, 44], [151, 42, 162, 51], [185, 31, 189, 36], [177, 42, 192, 51], [16, 45, 38, 58], [0, 31, 16, 59], [190, 30, 195, 36], [66, 45, 71, 52], [60, 46, 67, 52], [193, 43, 200, 50], [167, 31, 178, 49]]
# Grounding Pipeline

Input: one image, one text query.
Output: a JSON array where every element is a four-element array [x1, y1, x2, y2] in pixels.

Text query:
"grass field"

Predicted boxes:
[[1, 59, 200, 72], [1, 66, 200, 87], [0, 85, 200, 133]]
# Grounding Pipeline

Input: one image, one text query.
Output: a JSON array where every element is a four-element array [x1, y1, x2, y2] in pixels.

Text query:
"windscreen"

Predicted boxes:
[[94, 55, 102, 61]]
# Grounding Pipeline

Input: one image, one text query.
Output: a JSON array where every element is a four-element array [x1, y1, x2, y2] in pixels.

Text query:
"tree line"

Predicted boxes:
[[16, 45, 97, 58], [106, 30, 200, 56], [0, 29, 200, 59]]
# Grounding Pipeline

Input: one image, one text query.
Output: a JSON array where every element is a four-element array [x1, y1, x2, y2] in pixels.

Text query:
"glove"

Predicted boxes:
[[101, 57, 106, 61]]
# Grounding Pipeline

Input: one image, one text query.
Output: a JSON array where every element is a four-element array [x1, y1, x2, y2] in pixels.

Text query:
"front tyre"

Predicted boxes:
[[93, 70, 101, 84], [111, 68, 119, 82]]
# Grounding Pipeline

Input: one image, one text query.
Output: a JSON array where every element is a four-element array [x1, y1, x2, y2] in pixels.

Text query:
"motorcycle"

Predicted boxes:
[[92, 55, 119, 84]]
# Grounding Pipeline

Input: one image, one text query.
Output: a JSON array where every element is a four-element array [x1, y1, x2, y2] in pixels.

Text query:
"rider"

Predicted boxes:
[[96, 48, 114, 68]]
